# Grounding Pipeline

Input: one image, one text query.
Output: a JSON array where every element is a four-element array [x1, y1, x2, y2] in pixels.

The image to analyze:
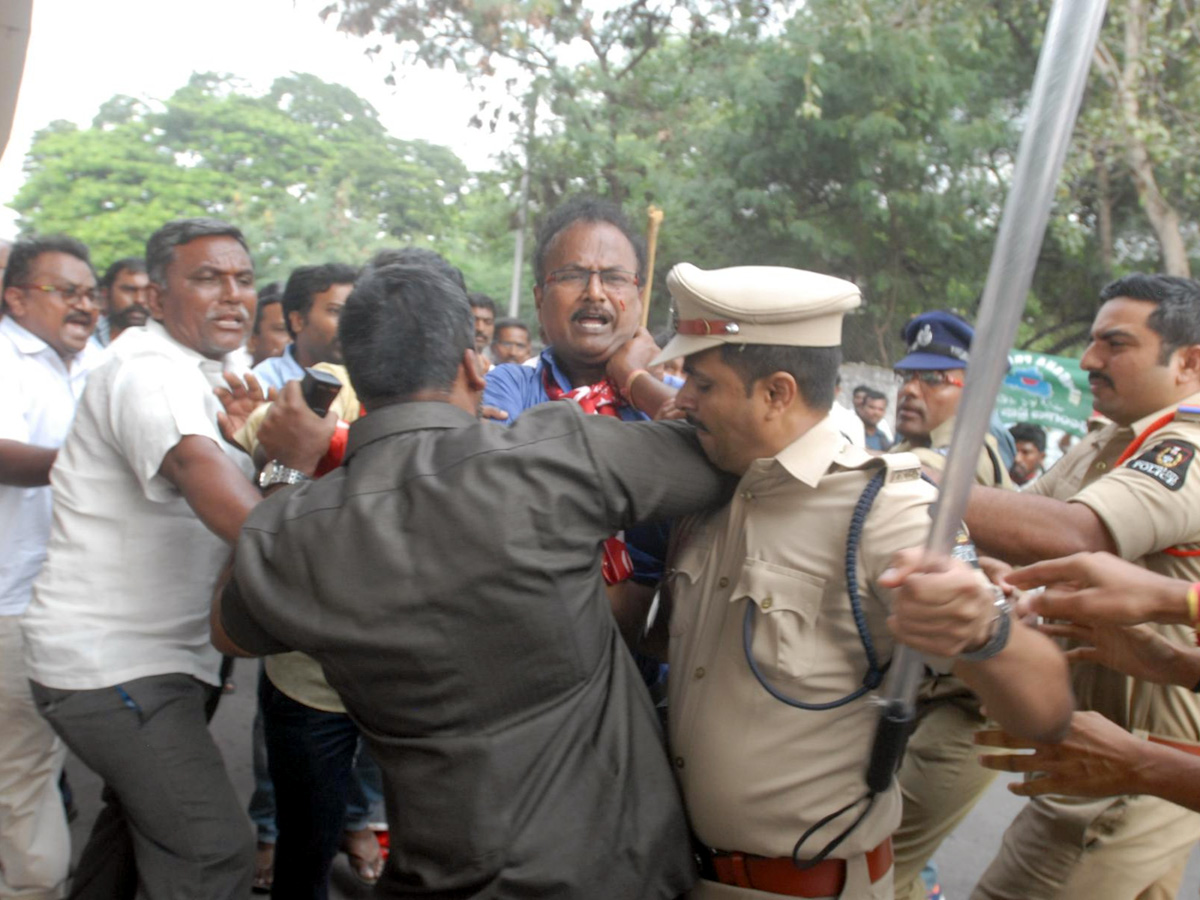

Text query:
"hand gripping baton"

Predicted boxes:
[[866, 0, 1109, 795]]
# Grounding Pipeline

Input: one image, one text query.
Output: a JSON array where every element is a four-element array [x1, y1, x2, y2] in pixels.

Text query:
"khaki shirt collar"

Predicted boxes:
[[770, 414, 845, 488], [346, 401, 476, 459], [1127, 389, 1200, 434], [928, 415, 956, 449]]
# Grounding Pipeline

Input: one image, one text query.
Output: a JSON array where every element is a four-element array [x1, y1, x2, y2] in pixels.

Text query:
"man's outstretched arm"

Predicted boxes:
[[964, 485, 1117, 565], [979, 711, 1200, 813]]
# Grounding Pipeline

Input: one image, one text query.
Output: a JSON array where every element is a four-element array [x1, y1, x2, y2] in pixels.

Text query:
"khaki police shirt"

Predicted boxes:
[[667, 415, 936, 858], [1027, 390, 1200, 740], [890, 417, 1013, 489]]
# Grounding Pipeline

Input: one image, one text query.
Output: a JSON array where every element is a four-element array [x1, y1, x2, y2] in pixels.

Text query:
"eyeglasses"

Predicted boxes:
[[894, 369, 964, 388], [543, 267, 640, 291], [14, 283, 100, 306]]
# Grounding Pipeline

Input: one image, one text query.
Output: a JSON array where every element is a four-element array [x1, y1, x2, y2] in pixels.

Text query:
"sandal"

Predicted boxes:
[[341, 827, 385, 885], [252, 841, 274, 894]]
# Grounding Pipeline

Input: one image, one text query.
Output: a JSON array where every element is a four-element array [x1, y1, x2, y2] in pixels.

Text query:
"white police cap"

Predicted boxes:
[[652, 263, 861, 365]]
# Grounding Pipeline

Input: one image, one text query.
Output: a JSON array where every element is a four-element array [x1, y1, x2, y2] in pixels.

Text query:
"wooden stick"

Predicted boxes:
[[641, 205, 664, 329]]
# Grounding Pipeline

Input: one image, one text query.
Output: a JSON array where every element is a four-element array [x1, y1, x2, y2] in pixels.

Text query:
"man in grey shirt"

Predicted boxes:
[[215, 263, 730, 899]]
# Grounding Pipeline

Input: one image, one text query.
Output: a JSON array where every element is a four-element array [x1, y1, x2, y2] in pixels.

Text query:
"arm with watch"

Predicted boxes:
[[255, 379, 341, 489], [880, 548, 1074, 744]]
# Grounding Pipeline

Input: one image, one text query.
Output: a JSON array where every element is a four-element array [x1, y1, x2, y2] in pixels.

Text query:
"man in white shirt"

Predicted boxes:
[[22, 218, 263, 899], [0, 235, 101, 900]]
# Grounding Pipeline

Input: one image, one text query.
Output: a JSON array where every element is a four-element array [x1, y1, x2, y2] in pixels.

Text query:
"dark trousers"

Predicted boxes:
[[31, 673, 255, 900], [259, 672, 365, 900]]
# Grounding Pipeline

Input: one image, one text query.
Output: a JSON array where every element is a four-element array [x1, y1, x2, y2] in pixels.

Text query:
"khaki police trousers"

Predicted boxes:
[[970, 792, 1200, 900], [893, 675, 997, 900]]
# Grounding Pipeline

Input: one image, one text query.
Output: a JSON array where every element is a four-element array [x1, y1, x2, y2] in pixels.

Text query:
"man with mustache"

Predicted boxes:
[[650, 262, 1070, 900], [22, 218, 261, 898], [92, 257, 152, 347], [0, 234, 101, 900], [884, 310, 1013, 900], [484, 196, 676, 654], [959, 273, 1200, 900], [469, 292, 497, 365]]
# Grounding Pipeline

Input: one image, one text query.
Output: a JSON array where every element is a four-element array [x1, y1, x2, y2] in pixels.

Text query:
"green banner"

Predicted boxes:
[[996, 352, 1093, 437]]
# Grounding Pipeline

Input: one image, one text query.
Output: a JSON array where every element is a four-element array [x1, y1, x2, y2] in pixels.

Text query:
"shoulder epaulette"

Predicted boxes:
[[1175, 405, 1200, 424], [877, 450, 923, 484]]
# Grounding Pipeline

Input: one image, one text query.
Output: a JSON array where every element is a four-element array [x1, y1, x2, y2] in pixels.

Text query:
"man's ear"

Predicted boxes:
[[3, 286, 27, 318], [1175, 343, 1200, 385], [146, 282, 167, 322], [761, 371, 798, 416], [287, 309, 306, 337], [463, 348, 488, 392]]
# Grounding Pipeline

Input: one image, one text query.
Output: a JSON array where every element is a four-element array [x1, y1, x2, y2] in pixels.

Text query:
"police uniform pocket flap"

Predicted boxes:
[[736, 560, 826, 682], [668, 538, 713, 584]]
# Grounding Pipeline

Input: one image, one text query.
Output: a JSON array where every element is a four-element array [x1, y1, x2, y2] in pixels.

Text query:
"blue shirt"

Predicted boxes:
[[484, 349, 667, 584], [864, 430, 892, 452], [484, 349, 648, 425], [251, 344, 305, 391]]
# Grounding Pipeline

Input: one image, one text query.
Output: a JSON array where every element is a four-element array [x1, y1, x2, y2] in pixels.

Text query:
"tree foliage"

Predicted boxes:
[[11, 1, 1200, 362], [321, 0, 1200, 362], [11, 73, 471, 279]]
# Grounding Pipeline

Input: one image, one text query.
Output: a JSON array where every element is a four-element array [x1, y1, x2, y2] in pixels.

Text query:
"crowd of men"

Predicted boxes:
[[1, 197, 1199, 900]]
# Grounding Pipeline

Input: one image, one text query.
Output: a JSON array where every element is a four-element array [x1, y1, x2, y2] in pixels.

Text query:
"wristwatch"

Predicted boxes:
[[959, 586, 1012, 662], [258, 460, 311, 489]]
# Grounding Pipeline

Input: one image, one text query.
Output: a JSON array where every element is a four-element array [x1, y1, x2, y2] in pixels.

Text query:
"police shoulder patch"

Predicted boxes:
[[1127, 440, 1196, 491]]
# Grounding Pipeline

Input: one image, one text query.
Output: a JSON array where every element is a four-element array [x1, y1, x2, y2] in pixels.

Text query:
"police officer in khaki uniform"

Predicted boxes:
[[960, 273, 1200, 900], [886, 311, 1014, 900], [650, 263, 1073, 900]]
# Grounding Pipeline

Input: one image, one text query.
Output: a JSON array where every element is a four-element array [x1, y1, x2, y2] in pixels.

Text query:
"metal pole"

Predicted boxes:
[[867, 0, 1109, 794], [508, 92, 537, 318]]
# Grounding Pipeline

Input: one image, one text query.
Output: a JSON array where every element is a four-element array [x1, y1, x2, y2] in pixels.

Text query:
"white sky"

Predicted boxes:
[[0, 0, 518, 238]]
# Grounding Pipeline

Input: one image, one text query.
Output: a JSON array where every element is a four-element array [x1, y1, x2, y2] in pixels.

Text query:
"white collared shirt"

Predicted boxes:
[[0, 317, 101, 616], [23, 320, 255, 689]]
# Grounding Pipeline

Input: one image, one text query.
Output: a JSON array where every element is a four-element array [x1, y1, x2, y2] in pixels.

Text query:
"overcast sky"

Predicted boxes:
[[0, 0, 517, 237]]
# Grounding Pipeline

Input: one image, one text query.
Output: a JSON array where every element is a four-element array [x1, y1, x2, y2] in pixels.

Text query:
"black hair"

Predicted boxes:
[[339, 264, 473, 406], [852, 384, 870, 396], [2, 235, 93, 296], [252, 281, 282, 336], [1009, 422, 1047, 453], [863, 388, 888, 405], [532, 196, 646, 286], [468, 292, 497, 315], [145, 218, 249, 286], [1099, 273, 1200, 364], [492, 317, 530, 338], [719, 343, 842, 411], [281, 263, 359, 339], [366, 247, 466, 290], [99, 257, 146, 290]]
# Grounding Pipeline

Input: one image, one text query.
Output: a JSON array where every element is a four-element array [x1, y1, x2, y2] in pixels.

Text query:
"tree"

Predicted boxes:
[[11, 73, 471, 276]]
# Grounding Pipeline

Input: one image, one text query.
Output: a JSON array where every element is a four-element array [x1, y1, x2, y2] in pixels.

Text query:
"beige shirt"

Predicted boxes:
[[1028, 391, 1200, 739], [667, 415, 936, 858], [891, 417, 1013, 489], [238, 362, 363, 712]]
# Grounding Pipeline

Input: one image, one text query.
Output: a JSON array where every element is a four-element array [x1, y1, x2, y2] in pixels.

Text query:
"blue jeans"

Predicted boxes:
[[248, 663, 385, 844], [259, 672, 376, 900]]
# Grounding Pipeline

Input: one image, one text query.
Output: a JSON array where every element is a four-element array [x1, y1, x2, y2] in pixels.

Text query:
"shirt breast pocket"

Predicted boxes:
[[736, 560, 826, 682], [666, 540, 712, 638]]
